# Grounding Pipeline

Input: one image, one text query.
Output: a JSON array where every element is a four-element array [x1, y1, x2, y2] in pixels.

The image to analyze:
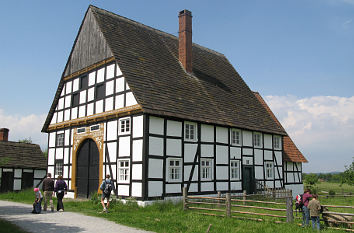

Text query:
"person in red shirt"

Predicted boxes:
[[302, 189, 313, 227]]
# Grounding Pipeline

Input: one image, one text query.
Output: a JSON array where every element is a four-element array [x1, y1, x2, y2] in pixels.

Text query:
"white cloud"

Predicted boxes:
[[264, 95, 354, 173], [0, 109, 47, 150]]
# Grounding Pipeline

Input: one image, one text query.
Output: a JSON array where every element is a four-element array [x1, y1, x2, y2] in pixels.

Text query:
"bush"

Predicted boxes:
[[90, 192, 100, 204], [329, 190, 335, 196]]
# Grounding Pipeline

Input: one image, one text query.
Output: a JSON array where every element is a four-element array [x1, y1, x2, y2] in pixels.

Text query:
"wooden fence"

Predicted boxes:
[[321, 205, 354, 232], [182, 187, 294, 223]]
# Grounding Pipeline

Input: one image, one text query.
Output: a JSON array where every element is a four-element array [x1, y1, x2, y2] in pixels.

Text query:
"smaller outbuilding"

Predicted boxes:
[[0, 128, 47, 192]]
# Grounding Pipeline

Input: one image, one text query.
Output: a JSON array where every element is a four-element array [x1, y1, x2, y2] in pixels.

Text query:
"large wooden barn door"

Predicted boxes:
[[76, 139, 99, 198], [242, 166, 255, 194], [1, 171, 14, 192]]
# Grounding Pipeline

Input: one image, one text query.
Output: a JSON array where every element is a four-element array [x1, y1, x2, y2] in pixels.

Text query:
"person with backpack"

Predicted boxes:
[[308, 194, 321, 231], [54, 175, 67, 212], [100, 174, 112, 213], [301, 189, 313, 227]]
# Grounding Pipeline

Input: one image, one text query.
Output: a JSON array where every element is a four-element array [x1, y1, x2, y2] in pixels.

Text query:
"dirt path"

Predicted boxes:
[[0, 200, 153, 233]]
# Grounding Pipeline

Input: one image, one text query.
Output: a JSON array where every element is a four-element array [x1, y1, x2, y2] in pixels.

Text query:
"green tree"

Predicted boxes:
[[18, 137, 32, 144], [304, 173, 319, 186], [341, 158, 354, 186]]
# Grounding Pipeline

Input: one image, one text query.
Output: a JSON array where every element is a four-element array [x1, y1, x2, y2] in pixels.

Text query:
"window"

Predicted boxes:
[[254, 133, 262, 147], [118, 160, 130, 182], [168, 158, 182, 182], [231, 129, 241, 145], [119, 118, 130, 134], [56, 133, 64, 147], [72, 93, 79, 107], [96, 84, 105, 100], [265, 162, 274, 179], [185, 122, 197, 141], [90, 125, 100, 131], [80, 75, 88, 89], [274, 136, 281, 149], [77, 127, 86, 134], [201, 159, 213, 180], [230, 160, 240, 180], [55, 159, 63, 176]]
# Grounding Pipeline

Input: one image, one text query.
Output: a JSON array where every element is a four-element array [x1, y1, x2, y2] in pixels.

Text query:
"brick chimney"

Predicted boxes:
[[0, 128, 9, 142], [178, 9, 192, 73]]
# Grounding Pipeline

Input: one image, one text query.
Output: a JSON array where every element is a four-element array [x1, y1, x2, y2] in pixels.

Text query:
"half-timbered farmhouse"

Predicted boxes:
[[42, 5, 307, 202], [0, 128, 47, 192]]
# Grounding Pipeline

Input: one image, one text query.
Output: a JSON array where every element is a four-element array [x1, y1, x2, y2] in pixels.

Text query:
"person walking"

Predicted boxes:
[[302, 189, 313, 227], [54, 175, 67, 212], [308, 194, 321, 231], [32, 188, 43, 214], [99, 174, 113, 213], [42, 173, 54, 212]]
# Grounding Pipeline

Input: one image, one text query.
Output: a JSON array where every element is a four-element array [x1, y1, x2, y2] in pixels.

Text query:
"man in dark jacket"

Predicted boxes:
[[42, 173, 54, 211]]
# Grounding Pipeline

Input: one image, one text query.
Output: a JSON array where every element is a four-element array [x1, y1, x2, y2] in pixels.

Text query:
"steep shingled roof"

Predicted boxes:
[[253, 92, 308, 163], [43, 5, 286, 136], [0, 141, 47, 169]]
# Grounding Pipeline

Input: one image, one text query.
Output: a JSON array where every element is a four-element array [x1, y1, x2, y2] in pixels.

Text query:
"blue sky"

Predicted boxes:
[[0, 0, 353, 173]]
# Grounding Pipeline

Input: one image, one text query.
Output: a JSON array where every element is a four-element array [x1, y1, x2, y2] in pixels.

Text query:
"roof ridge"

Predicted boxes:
[[0, 141, 39, 147], [89, 5, 225, 57]]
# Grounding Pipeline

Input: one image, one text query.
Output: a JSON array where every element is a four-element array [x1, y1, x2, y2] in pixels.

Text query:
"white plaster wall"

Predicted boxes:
[[216, 145, 228, 164], [87, 87, 94, 102], [132, 140, 143, 161], [184, 144, 197, 162], [48, 167, 54, 177], [230, 147, 241, 159], [50, 113, 57, 124], [96, 67, 104, 83], [148, 159, 163, 178], [117, 185, 129, 196], [287, 173, 295, 183], [106, 80, 114, 96], [116, 64, 122, 76], [56, 148, 63, 159], [80, 90, 86, 104], [266, 181, 274, 188], [275, 152, 282, 165], [264, 150, 272, 160], [116, 77, 125, 93], [64, 129, 70, 146], [254, 149, 263, 165], [65, 95, 71, 108], [73, 78, 79, 92], [96, 100, 103, 114], [132, 164, 142, 180], [167, 120, 182, 137], [105, 97, 114, 111], [49, 133, 55, 148], [166, 184, 181, 193], [148, 181, 163, 197], [255, 166, 263, 179], [79, 105, 86, 118], [87, 103, 94, 116], [133, 115, 143, 138], [34, 170, 46, 179], [285, 184, 304, 198], [57, 111, 63, 123], [107, 142, 117, 162], [166, 139, 181, 156], [63, 166, 68, 179], [14, 169, 22, 178], [216, 127, 228, 144], [277, 167, 283, 179], [48, 149, 55, 165], [216, 182, 228, 191], [126, 92, 137, 106], [287, 162, 293, 171], [187, 183, 198, 192], [71, 108, 77, 119], [264, 134, 272, 149], [201, 182, 214, 191], [107, 120, 117, 141], [119, 136, 131, 156], [216, 166, 228, 179], [242, 157, 253, 165], [201, 124, 214, 142], [242, 131, 253, 146], [126, 83, 130, 90], [64, 109, 70, 121], [242, 148, 253, 156], [231, 182, 242, 191], [115, 95, 124, 109], [58, 98, 64, 110], [131, 182, 142, 197], [14, 179, 21, 190], [149, 117, 164, 135], [149, 137, 163, 156], [297, 163, 302, 172], [275, 180, 281, 188], [66, 81, 72, 94], [201, 144, 213, 157], [184, 165, 198, 181]]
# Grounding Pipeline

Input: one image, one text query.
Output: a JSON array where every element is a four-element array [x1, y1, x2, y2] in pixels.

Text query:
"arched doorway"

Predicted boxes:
[[76, 139, 99, 198]]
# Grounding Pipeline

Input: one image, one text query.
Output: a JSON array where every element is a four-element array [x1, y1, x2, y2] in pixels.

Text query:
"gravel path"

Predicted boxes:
[[0, 200, 153, 233]]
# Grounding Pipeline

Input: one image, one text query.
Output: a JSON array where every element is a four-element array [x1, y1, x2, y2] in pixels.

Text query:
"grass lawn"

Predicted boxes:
[[0, 219, 28, 233], [0, 187, 351, 233], [317, 181, 354, 194]]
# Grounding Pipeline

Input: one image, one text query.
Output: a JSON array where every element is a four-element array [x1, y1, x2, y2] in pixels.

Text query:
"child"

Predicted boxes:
[[308, 194, 321, 231], [32, 188, 43, 214]]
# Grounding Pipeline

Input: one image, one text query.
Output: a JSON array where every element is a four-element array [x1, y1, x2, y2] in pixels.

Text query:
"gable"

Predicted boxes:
[[64, 8, 113, 77]]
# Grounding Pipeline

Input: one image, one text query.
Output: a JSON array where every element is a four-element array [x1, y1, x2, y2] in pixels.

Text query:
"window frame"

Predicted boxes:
[[95, 83, 105, 100], [230, 129, 241, 146], [119, 117, 131, 135], [55, 159, 64, 177], [117, 159, 130, 183], [273, 135, 281, 150], [79, 75, 88, 90], [265, 162, 274, 179], [72, 93, 79, 107], [184, 122, 197, 142], [230, 160, 240, 180], [56, 133, 64, 147], [90, 124, 100, 132], [253, 132, 262, 148], [167, 158, 182, 182], [200, 158, 213, 181]]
